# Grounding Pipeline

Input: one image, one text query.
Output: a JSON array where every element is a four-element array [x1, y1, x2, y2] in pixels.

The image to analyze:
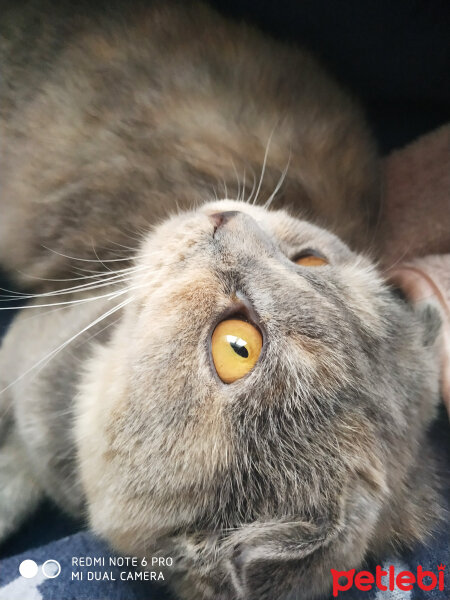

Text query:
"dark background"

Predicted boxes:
[[211, 0, 450, 152], [1, 0, 449, 565]]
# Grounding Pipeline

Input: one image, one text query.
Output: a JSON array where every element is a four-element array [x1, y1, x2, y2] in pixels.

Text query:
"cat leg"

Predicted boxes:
[[0, 402, 43, 543]]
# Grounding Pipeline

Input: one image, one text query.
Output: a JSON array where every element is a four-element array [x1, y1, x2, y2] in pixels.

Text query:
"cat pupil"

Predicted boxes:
[[229, 338, 249, 358], [231, 343, 249, 358]]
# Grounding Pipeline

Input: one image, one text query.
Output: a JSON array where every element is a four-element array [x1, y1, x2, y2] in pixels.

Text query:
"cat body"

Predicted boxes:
[[0, 0, 378, 285], [0, 2, 444, 600]]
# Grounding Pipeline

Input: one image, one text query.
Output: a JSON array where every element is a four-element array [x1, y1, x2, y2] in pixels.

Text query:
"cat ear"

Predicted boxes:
[[389, 261, 450, 415], [224, 518, 337, 599], [165, 513, 344, 599], [169, 475, 383, 598]]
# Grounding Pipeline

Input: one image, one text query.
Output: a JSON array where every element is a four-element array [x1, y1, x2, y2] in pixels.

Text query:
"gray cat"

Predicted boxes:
[[0, 2, 444, 599]]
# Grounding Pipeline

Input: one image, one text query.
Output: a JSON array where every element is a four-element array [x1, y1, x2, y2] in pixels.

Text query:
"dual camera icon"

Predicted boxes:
[[19, 559, 61, 579]]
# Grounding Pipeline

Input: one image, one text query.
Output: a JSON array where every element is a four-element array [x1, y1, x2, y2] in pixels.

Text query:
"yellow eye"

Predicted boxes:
[[211, 318, 263, 384], [295, 252, 328, 267]]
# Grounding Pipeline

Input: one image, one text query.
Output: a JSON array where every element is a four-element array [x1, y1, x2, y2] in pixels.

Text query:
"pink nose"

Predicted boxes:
[[209, 211, 240, 230]]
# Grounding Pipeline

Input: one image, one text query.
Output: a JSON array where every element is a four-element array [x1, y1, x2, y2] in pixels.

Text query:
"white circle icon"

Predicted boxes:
[[19, 559, 38, 579], [42, 559, 61, 578]]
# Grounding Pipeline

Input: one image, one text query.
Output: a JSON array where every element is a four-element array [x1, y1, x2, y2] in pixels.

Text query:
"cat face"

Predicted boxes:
[[75, 200, 440, 596]]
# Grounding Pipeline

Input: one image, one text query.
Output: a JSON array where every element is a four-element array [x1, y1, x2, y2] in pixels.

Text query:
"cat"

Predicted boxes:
[[0, 0, 379, 287], [0, 2, 444, 600]]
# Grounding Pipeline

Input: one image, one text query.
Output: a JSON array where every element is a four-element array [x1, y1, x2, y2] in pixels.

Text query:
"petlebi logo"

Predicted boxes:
[[331, 563, 446, 596]]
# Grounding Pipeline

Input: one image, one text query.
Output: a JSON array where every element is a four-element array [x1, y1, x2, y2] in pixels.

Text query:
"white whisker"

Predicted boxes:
[[91, 239, 114, 273], [222, 177, 228, 199], [108, 239, 144, 253], [82, 314, 123, 345], [13, 263, 142, 285], [0, 266, 147, 303], [241, 168, 246, 202], [252, 125, 277, 206], [231, 158, 241, 202], [40, 244, 140, 263], [0, 295, 135, 398], [0, 285, 134, 310], [246, 164, 258, 205], [13, 302, 83, 325], [264, 151, 291, 209]]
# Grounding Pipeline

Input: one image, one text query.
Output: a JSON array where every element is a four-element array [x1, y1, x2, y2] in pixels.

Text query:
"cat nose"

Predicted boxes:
[[209, 211, 240, 230]]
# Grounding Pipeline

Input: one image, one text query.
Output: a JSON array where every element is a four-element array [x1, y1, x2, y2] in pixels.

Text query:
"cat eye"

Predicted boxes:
[[211, 318, 263, 383], [293, 249, 328, 267]]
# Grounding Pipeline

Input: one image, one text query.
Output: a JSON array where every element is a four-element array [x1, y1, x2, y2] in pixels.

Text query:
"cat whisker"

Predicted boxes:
[[0, 294, 135, 399], [91, 239, 114, 273], [12, 301, 87, 325], [246, 163, 258, 205], [0, 283, 137, 310], [82, 313, 123, 346], [379, 238, 417, 275], [231, 158, 241, 203], [264, 151, 291, 209], [252, 125, 277, 206], [0, 265, 148, 302], [70, 263, 134, 277], [222, 176, 228, 199], [361, 177, 385, 258], [0, 277, 134, 304], [240, 168, 246, 202], [12, 262, 143, 285], [107, 239, 144, 253], [108, 221, 149, 245], [40, 244, 141, 263]]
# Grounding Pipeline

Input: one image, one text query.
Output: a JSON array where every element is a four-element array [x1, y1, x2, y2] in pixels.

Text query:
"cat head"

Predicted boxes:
[[75, 200, 441, 598]]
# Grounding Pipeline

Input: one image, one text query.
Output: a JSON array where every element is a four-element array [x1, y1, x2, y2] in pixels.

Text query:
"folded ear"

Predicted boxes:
[[164, 472, 385, 600], [389, 260, 450, 416], [221, 481, 383, 600], [224, 517, 339, 599]]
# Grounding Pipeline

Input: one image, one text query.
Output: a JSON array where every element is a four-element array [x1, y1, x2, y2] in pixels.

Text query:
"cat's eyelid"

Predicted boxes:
[[291, 248, 328, 262]]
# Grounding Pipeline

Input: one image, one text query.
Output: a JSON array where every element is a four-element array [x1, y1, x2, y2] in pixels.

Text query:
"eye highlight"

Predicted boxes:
[[211, 318, 262, 383], [294, 249, 328, 267]]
